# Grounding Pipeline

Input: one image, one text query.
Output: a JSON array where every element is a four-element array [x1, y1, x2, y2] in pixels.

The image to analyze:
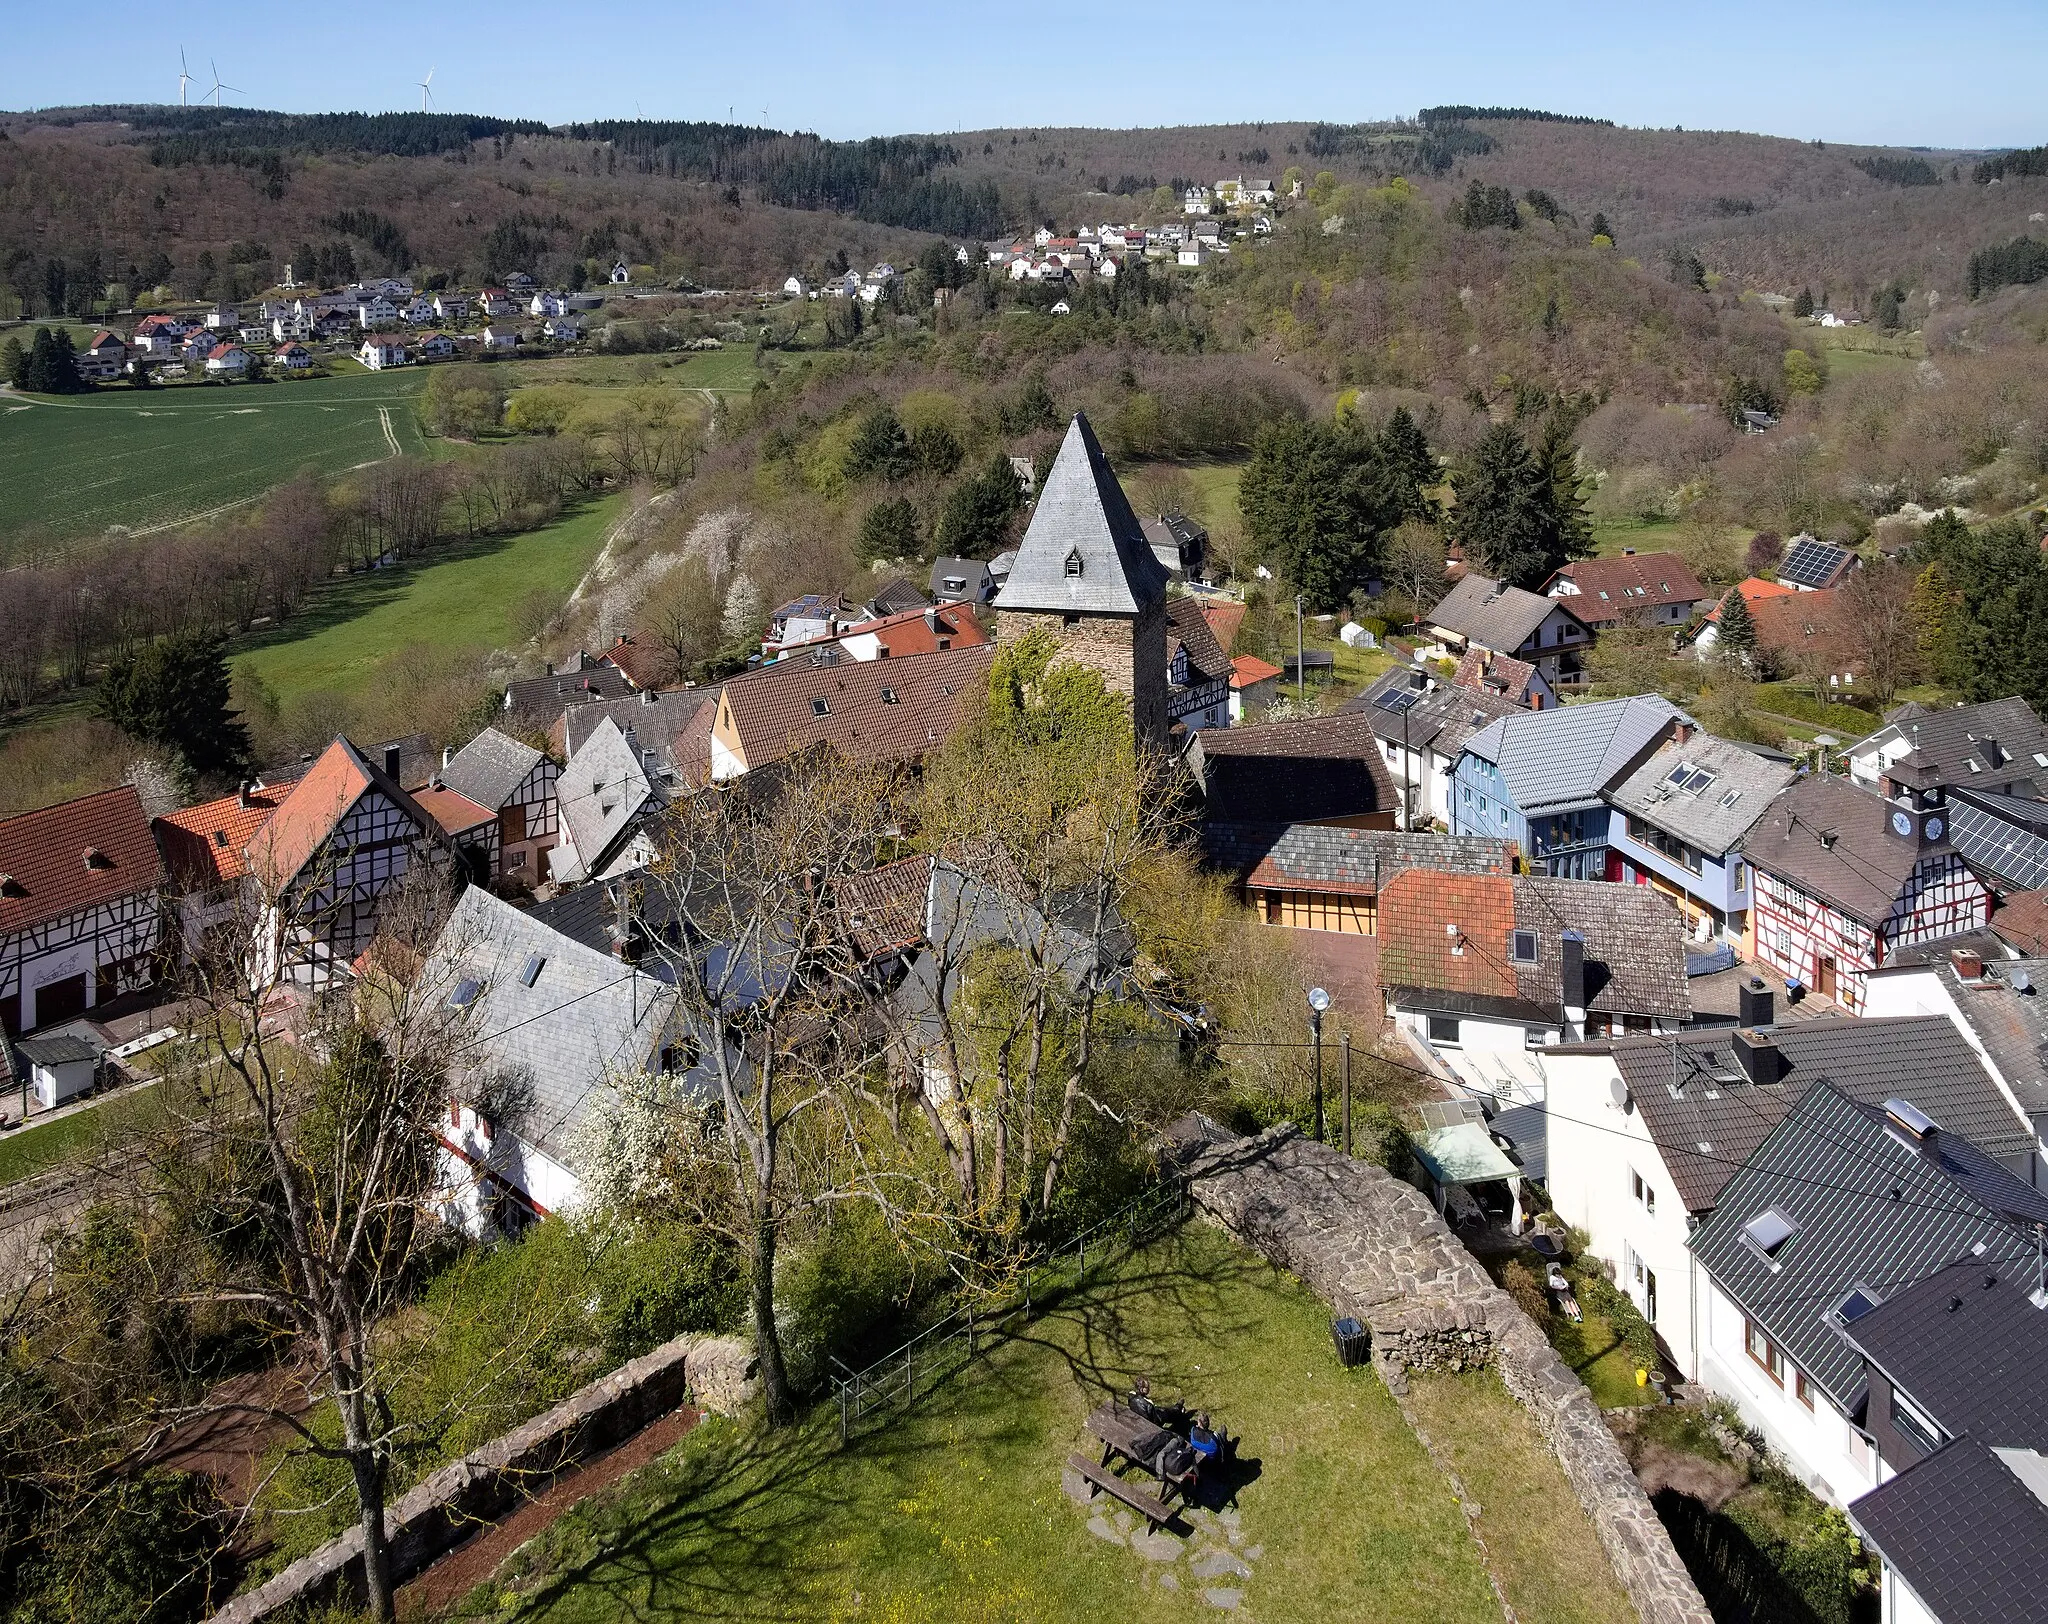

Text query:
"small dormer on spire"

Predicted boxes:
[[1064, 547, 1083, 578]]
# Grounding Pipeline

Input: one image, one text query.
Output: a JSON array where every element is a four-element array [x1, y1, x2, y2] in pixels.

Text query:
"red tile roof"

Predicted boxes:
[[1229, 654, 1282, 690], [242, 737, 429, 892], [1703, 577, 1795, 625], [1198, 599, 1246, 653], [413, 785, 495, 838], [600, 635, 671, 690], [1992, 888, 2048, 956], [1749, 588, 1855, 672], [1378, 870, 1518, 1005], [0, 786, 164, 935], [154, 788, 285, 888]]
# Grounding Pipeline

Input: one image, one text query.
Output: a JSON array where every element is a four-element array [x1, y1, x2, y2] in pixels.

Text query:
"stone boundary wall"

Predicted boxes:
[[210, 1335, 756, 1623], [1182, 1123, 1711, 1624]]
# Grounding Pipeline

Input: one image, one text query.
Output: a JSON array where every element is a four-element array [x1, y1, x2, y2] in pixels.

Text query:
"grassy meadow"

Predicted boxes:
[[0, 369, 428, 545], [231, 493, 623, 706]]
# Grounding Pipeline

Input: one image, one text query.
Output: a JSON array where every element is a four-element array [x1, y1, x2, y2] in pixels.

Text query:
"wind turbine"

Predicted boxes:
[[178, 47, 191, 106], [208, 61, 237, 107], [417, 67, 434, 111]]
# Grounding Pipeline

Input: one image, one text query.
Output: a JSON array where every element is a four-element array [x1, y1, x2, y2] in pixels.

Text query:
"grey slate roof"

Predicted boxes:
[[503, 658, 635, 730], [1838, 1258, 2048, 1453], [1914, 957, 2048, 1119], [439, 727, 543, 813], [429, 886, 677, 1168], [929, 557, 995, 603], [1608, 735, 1797, 857], [1851, 698, 2048, 795], [553, 717, 659, 884], [1429, 573, 1583, 653], [1614, 1014, 2036, 1214], [867, 576, 930, 617], [1848, 1436, 2048, 1624], [563, 688, 721, 765], [1344, 666, 1523, 760], [1688, 1085, 2048, 1411], [991, 413, 1168, 617], [1199, 823, 1517, 891], [1462, 694, 1689, 815], [1742, 772, 1959, 927]]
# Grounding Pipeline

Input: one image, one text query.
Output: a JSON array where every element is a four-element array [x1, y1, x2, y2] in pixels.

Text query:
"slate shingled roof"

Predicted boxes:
[[1428, 573, 1584, 653], [1345, 666, 1523, 761], [1851, 698, 2048, 794], [1461, 694, 1689, 815], [429, 886, 677, 1169], [553, 718, 660, 885], [0, 787, 163, 937], [1378, 870, 1689, 1025], [992, 413, 1168, 617], [1544, 552, 1710, 625], [439, 728, 544, 814], [1848, 1437, 2048, 1624], [503, 659, 635, 731], [1688, 1085, 2048, 1411], [1607, 735, 1797, 856], [1200, 824, 1516, 894], [1909, 957, 2048, 1119], [1742, 772, 1954, 927], [1839, 1259, 2048, 1453], [1185, 714, 1400, 824], [1609, 1014, 2038, 1215], [564, 690, 721, 767]]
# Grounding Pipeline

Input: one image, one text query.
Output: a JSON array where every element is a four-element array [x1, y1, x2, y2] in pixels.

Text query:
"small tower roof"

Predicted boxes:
[[991, 413, 1168, 616]]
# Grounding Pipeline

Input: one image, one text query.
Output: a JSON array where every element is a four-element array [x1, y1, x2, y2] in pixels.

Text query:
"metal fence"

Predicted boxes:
[[829, 1178, 1192, 1441]]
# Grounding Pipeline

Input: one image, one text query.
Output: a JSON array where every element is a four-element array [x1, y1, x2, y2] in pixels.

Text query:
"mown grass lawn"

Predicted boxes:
[[232, 493, 622, 706], [0, 368, 429, 545], [0, 1080, 169, 1186], [464, 1225, 1627, 1624]]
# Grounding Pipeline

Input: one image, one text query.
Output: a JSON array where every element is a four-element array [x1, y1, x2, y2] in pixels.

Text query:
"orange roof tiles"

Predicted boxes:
[[1229, 654, 1282, 689], [0, 786, 164, 935], [1198, 599, 1246, 653], [717, 644, 994, 774], [413, 785, 495, 838], [154, 788, 285, 888], [1704, 577, 1795, 624], [1377, 870, 1519, 1004], [245, 738, 377, 891]]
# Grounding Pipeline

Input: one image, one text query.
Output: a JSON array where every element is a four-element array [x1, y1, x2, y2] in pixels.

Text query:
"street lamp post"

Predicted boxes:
[[1307, 986, 1331, 1141], [1295, 593, 1306, 705]]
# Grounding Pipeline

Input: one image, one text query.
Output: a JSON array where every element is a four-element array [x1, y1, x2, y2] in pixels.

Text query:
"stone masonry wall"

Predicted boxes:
[[209, 1335, 757, 1623], [995, 602, 1169, 752], [1183, 1124, 1711, 1624]]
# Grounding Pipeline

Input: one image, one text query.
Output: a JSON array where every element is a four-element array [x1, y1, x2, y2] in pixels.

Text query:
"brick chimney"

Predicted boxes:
[[1733, 1028, 1785, 1085]]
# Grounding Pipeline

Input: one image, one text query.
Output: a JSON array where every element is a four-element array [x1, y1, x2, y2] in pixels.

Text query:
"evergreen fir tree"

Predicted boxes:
[[1374, 406, 1437, 512], [1716, 586, 1759, 662], [1450, 421, 1581, 589], [95, 632, 251, 781], [856, 496, 921, 564], [1536, 417, 1593, 566], [1791, 286, 1815, 318], [1590, 211, 1613, 243]]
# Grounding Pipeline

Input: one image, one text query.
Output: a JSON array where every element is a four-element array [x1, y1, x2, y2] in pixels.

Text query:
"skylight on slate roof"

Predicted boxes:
[[1742, 1205, 1799, 1264], [518, 953, 546, 987], [449, 978, 482, 1009]]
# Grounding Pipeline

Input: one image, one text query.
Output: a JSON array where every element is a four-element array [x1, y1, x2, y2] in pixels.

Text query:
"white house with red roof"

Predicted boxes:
[[204, 343, 250, 376], [415, 331, 456, 360], [0, 787, 165, 1036], [131, 313, 184, 353], [75, 331, 128, 381], [274, 341, 313, 371], [359, 334, 409, 370]]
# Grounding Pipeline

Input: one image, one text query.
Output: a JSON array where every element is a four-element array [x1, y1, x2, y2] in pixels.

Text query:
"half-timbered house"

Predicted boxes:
[[244, 737, 447, 984], [0, 787, 165, 1035], [1744, 763, 1992, 1014], [436, 728, 560, 888], [153, 781, 287, 961]]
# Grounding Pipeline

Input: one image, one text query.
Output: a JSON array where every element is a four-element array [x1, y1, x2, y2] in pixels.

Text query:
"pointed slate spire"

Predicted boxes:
[[991, 412, 1169, 616]]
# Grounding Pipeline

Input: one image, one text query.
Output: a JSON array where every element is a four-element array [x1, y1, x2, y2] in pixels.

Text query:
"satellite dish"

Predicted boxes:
[[1609, 1078, 1632, 1110]]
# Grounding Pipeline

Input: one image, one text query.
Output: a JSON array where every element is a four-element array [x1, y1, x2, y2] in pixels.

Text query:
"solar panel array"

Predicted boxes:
[[1778, 537, 1853, 590], [1946, 796, 2048, 891]]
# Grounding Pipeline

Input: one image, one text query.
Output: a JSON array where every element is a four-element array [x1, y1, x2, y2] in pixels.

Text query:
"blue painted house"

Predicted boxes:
[[1448, 696, 1688, 878]]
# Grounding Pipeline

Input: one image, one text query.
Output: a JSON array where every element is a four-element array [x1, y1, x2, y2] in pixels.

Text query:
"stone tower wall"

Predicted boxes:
[[995, 599, 1170, 754]]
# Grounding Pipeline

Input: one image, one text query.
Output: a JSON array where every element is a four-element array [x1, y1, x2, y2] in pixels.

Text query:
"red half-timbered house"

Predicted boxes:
[[0, 787, 165, 1035], [244, 738, 448, 984], [1744, 765, 1990, 1014]]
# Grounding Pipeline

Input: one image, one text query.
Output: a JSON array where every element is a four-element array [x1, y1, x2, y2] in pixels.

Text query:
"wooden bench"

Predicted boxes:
[[1067, 1451, 1175, 1531]]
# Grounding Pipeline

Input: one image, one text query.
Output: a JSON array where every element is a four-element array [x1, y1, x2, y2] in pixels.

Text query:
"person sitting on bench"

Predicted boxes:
[[1188, 1412, 1221, 1471], [1128, 1375, 1171, 1425]]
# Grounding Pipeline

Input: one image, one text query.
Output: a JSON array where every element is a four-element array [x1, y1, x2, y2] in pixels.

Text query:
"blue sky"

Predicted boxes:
[[5, 0, 2044, 150]]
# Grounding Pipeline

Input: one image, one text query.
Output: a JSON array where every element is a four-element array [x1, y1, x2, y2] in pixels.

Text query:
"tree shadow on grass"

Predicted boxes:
[[485, 1228, 1278, 1623]]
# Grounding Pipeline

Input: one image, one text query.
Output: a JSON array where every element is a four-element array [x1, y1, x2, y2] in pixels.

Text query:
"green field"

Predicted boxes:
[[480, 1224, 1630, 1624], [232, 494, 623, 704], [0, 370, 427, 544]]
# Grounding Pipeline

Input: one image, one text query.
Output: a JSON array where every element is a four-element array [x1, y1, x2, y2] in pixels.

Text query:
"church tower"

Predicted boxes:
[[991, 413, 1171, 751]]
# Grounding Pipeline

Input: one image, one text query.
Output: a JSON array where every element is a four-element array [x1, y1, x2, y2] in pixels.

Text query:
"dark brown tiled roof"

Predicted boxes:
[[0, 787, 164, 935], [840, 855, 933, 960], [1545, 552, 1710, 625], [1992, 888, 2048, 955], [1743, 773, 1949, 926], [718, 644, 993, 773], [1164, 596, 1231, 684], [1452, 648, 1539, 705], [1187, 713, 1400, 824], [599, 636, 671, 690]]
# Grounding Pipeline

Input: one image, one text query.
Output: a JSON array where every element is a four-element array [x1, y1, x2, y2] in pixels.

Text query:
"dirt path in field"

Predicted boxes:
[[396, 1404, 703, 1620]]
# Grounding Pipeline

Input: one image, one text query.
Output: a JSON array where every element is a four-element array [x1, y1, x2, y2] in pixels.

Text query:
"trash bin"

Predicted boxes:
[[1331, 1316, 1369, 1368]]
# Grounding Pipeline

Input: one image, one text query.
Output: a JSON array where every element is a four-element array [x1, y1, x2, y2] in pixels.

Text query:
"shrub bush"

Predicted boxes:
[[775, 1205, 917, 1393]]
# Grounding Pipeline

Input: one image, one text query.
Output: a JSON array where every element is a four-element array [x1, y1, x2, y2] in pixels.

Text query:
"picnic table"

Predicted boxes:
[[1087, 1401, 1198, 1502]]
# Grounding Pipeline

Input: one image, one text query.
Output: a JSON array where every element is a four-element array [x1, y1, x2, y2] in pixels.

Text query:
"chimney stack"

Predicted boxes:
[[1738, 975, 1774, 1029], [383, 744, 402, 779], [237, 780, 253, 809], [1559, 930, 1587, 1019], [1953, 946, 1986, 981], [1672, 719, 1695, 746], [1733, 1028, 1786, 1085], [442, 745, 454, 770]]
